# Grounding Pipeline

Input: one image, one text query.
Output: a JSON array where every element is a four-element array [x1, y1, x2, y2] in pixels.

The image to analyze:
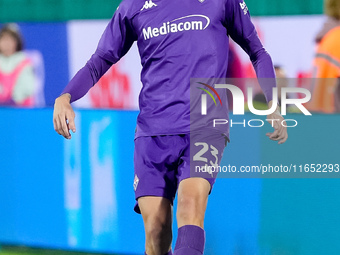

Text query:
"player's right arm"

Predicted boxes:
[[53, 0, 137, 139], [53, 93, 75, 139]]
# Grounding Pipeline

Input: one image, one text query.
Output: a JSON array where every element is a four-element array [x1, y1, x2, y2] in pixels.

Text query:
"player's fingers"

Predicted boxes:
[[275, 117, 286, 136], [269, 119, 281, 137], [53, 116, 58, 133], [59, 114, 71, 139], [270, 136, 281, 141], [67, 123, 76, 134], [276, 120, 287, 140], [278, 128, 288, 144], [277, 118, 285, 131], [266, 132, 280, 141], [66, 112, 76, 133], [276, 125, 285, 138], [273, 133, 286, 142], [269, 128, 280, 139], [273, 119, 280, 130], [53, 109, 59, 133], [266, 132, 279, 137], [268, 128, 286, 141], [278, 133, 288, 144], [54, 114, 62, 135], [267, 117, 287, 143]]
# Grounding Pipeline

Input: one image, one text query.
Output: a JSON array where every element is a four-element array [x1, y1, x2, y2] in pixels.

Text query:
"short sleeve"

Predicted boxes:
[[96, 1, 138, 64]]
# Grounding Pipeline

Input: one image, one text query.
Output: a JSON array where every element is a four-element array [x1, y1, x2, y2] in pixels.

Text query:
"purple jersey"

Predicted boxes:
[[62, 0, 276, 138]]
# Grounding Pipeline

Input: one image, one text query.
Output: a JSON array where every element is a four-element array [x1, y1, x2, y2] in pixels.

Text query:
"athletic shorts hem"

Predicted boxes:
[[134, 192, 175, 214]]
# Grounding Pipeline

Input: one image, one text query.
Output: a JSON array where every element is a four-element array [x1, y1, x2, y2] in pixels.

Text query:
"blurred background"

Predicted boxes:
[[1, 0, 340, 254]]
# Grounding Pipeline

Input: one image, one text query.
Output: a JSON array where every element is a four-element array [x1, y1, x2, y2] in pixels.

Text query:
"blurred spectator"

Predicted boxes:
[[308, 0, 340, 113], [315, 0, 340, 43], [0, 24, 35, 106]]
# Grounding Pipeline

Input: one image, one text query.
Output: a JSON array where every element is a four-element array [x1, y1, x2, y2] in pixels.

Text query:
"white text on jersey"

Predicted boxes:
[[239, 1, 248, 15], [142, 15, 210, 40]]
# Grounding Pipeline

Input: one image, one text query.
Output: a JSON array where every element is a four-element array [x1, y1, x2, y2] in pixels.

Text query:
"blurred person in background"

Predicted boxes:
[[0, 23, 35, 106], [308, 0, 340, 113]]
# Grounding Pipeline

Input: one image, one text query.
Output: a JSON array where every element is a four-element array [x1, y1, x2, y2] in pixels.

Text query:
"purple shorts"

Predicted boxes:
[[133, 132, 227, 213]]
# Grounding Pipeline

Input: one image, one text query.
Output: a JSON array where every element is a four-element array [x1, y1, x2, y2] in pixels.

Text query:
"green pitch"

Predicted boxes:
[[0, 246, 119, 255]]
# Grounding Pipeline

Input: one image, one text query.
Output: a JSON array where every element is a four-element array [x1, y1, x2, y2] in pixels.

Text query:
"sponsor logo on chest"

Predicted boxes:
[[142, 14, 210, 40]]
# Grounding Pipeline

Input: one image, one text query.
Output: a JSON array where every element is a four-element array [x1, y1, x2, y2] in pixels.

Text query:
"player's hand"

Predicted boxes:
[[53, 93, 76, 140], [266, 101, 288, 144]]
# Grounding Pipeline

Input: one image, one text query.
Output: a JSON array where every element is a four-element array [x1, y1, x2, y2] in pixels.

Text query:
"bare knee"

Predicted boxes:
[[177, 195, 206, 227], [176, 178, 210, 228], [143, 214, 172, 255], [145, 215, 172, 243]]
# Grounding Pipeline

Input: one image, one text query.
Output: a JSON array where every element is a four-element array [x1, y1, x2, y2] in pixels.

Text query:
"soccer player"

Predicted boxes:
[[53, 0, 288, 254]]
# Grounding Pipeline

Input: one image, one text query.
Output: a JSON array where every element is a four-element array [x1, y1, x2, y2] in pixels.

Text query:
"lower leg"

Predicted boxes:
[[174, 225, 205, 255], [174, 178, 210, 255], [139, 196, 173, 255], [145, 251, 172, 255]]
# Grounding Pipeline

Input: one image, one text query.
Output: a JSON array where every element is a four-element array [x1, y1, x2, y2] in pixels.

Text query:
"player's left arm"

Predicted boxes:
[[224, 0, 288, 144], [266, 101, 288, 144]]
